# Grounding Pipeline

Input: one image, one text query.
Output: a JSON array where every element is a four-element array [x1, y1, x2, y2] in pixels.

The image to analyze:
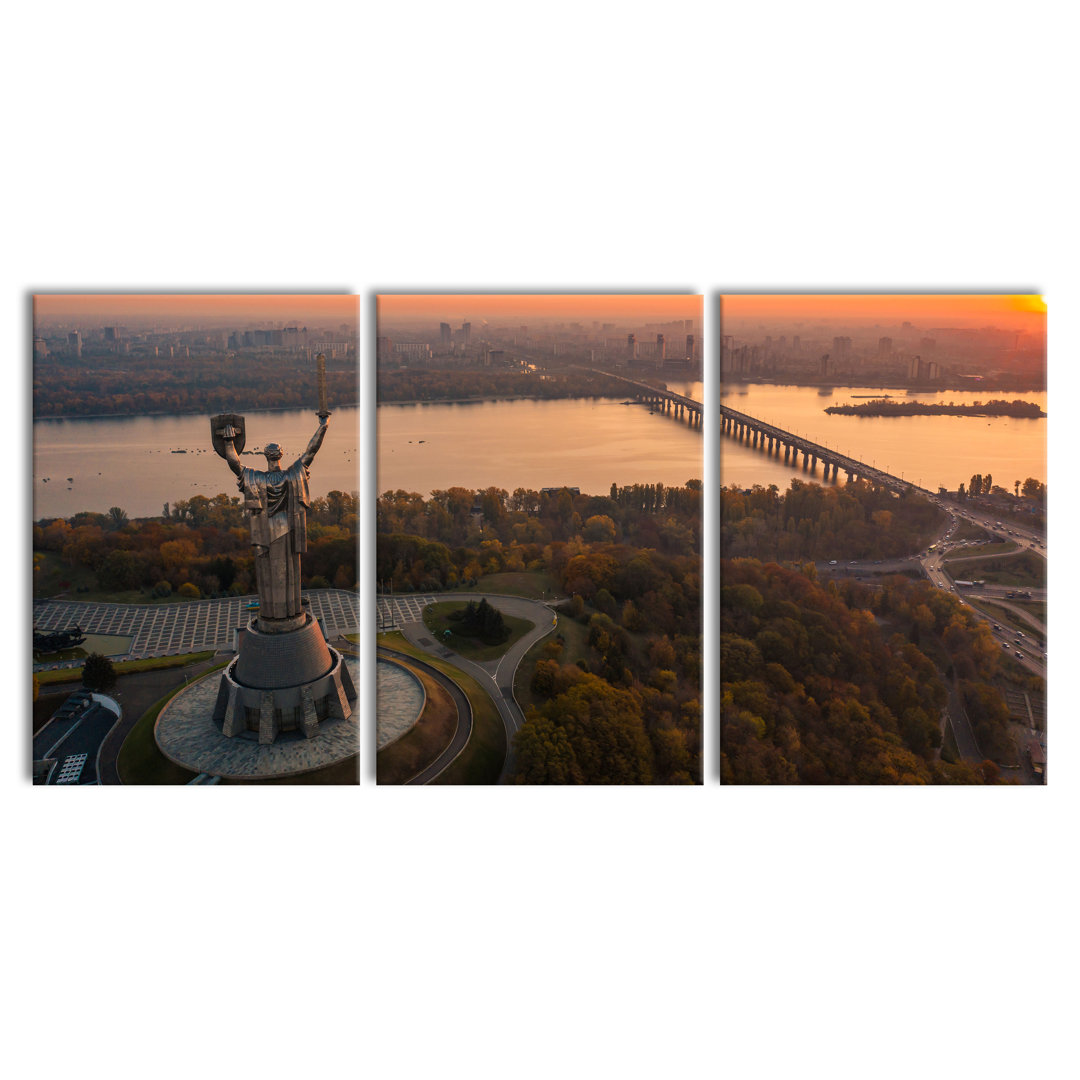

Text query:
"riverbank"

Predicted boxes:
[[825, 399, 1046, 418], [34, 401, 360, 423], [378, 392, 643, 406], [725, 377, 1047, 393]]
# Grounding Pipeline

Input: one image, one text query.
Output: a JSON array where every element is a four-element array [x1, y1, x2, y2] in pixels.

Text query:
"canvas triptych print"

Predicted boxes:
[[30, 292, 1046, 785]]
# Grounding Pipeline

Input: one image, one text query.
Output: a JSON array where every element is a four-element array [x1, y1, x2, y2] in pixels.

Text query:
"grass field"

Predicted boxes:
[[950, 520, 994, 544], [36, 650, 217, 687], [968, 598, 1046, 648], [421, 600, 535, 662], [376, 657, 458, 784], [473, 571, 560, 600], [944, 540, 1018, 560], [116, 682, 212, 785], [377, 631, 504, 784], [946, 549, 1046, 588]]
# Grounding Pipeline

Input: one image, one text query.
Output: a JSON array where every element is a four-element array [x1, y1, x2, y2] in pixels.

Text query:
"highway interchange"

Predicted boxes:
[[818, 496, 1047, 680]]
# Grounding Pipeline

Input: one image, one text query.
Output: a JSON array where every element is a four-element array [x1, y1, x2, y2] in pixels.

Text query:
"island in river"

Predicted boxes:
[[824, 398, 1045, 419]]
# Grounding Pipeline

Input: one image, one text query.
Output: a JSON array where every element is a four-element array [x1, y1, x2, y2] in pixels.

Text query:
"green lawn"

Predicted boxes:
[[946, 549, 1046, 588], [421, 601, 535, 662], [36, 650, 217, 687], [473, 571, 561, 600], [116, 682, 214, 785], [950, 520, 994, 544], [378, 631, 505, 784], [968, 599, 1046, 648], [376, 658, 458, 784]]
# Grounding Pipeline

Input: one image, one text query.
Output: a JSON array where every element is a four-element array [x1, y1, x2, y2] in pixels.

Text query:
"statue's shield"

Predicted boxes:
[[211, 413, 247, 458]]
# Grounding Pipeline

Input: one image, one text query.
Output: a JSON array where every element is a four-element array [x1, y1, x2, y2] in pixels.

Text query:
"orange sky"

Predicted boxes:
[[721, 294, 1045, 331], [378, 294, 702, 323], [34, 294, 358, 325]]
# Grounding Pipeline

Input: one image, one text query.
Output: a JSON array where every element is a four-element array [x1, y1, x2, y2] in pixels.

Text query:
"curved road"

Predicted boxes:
[[387, 592, 558, 782], [377, 646, 474, 785]]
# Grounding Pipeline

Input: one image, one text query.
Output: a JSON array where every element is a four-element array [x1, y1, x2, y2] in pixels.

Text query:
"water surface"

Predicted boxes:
[[720, 383, 1046, 492], [378, 389, 704, 497], [34, 406, 360, 519]]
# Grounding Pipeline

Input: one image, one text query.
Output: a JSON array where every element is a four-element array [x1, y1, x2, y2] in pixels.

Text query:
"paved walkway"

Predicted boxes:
[[377, 594, 438, 628], [154, 659, 360, 780], [32, 589, 360, 670]]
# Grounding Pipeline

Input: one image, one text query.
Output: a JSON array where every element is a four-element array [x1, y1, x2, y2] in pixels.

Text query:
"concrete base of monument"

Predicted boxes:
[[154, 657, 359, 780], [214, 612, 355, 744]]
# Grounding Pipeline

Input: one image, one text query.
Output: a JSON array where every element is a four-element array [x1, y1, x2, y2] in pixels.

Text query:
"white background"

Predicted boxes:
[[4, 2, 1076, 1078]]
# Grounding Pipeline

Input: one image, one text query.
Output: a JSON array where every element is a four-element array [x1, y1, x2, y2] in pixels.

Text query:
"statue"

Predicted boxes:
[[203, 354, 355, 747], [211, 352, 330, 624], [215, 417, 328, 621]]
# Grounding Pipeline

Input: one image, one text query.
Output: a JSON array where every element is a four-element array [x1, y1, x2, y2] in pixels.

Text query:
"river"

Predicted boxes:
[[378, 381, 704, 497], [720, 383, 1046, 492], [33, 406, 360, 520]]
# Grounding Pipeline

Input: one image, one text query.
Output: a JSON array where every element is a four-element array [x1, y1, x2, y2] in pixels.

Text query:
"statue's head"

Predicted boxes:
[[263, 443, 283, 465]]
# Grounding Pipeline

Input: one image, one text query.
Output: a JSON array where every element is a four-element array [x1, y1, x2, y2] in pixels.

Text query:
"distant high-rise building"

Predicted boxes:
[[908, 355, 924, 381], [313, 341, 350, 359], [832, 336, 851, 364], [627, 333, 637, 363], [877, 336, 892, 358], [376, 336, 394, 363], [925, 360, 939, 381], [792, 335, 800, 353], [394, 342, 432, 361], [67, 330, 82, 358], [440, 322, 452, 347], [820, 354, 829, 378], [686, 334, 696, 361], [656, 334, 666, 365], [103, 326, 119, 342], [33, 337, 48, 360], [462, 321, 471, 345]]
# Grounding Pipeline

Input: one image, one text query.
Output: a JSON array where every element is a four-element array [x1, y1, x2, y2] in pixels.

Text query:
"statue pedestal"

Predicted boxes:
[[212, 610, 357, 745]]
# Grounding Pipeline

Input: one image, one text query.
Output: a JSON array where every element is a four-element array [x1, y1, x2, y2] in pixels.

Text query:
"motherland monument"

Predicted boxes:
[[209, 353, 356, 745]]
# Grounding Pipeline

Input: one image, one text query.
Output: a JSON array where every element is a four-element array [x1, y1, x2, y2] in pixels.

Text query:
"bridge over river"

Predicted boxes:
[[720, 403, 922, 493], [583, 369, 702, 427]]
